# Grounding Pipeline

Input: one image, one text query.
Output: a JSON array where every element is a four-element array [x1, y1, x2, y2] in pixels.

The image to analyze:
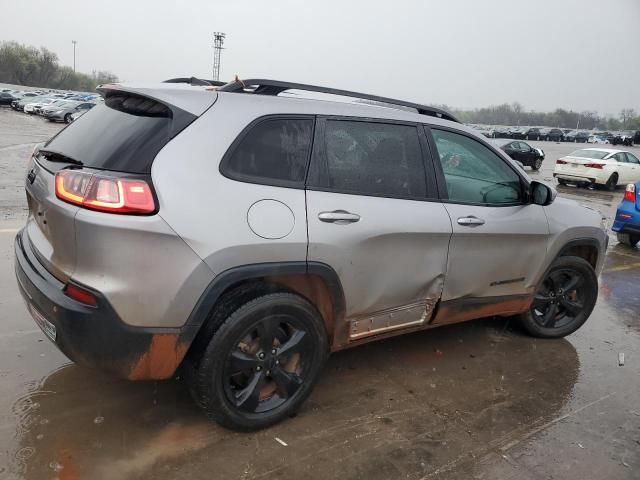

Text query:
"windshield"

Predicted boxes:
[[569, 149, 609, 159]]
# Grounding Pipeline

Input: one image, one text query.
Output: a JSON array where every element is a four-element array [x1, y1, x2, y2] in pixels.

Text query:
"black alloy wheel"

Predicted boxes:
[[532, 269, 586, 329], [193, 292, 328, 430], [517, 256, 597, 338], [223, 315, 312, 414]]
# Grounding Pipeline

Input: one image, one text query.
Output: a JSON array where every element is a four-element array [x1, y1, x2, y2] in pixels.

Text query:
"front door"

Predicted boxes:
[[305, 118, 452, 346], [426, 127, 550, 324]]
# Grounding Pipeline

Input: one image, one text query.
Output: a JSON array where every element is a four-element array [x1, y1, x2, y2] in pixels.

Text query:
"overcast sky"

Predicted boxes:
[[3, 0, 639, 115]]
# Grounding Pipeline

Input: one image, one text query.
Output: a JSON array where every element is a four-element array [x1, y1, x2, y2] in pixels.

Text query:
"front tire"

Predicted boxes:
[[617, 233, 639, 247], [532, 158, 543, 170], [193, 293, 328, 430], [517, 256, 597, 338], [64, 114, 72, 124]]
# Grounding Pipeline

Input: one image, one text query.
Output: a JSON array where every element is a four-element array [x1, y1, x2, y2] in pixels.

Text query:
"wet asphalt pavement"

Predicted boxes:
[[0, 107, 638, 479]]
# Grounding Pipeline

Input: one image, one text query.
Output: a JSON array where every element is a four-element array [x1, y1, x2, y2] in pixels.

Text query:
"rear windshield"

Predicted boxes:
[[570, 149, 609, 159], [43, 92, 196, 173]]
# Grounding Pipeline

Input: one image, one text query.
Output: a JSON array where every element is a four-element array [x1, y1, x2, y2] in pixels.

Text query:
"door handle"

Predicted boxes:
[[457, 216, 485, 226], [318, 210, 361, 224]]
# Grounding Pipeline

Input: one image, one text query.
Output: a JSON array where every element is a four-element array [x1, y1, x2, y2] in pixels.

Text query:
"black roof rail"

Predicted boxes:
[[163, 77, 226, 87], [218, 78, 459, 123]]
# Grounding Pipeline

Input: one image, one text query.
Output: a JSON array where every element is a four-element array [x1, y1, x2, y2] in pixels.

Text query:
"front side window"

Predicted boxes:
[[431, 129, 522, 205], [308, 120, 427, 199], [222, 118, 314, 187]]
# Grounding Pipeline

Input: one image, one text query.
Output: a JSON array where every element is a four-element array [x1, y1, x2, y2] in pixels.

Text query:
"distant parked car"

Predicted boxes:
[[24, 98, 60, 114], [493, 139, 545, 170], [565, 130, 589, 143], [476, 126, 496, 138], [522, 127, 543, 140], [612, 182, 640, 247], [587, 134, 610, 144], [0, 92, 18, 106], [33, 99, 68, 115], [42, 101, 96, 123], [554, 148, 640, 190], [68, 110, 87, 122], [10, 92, 41, 111], [508, 127, 528, 139], [538, 128, 564, 142], [611, 131, 634, 146], [493, 126, 510, 138]]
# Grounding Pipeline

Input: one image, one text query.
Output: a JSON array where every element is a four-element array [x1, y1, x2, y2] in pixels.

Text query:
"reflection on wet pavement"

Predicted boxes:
[[6, 319, 584, 479]]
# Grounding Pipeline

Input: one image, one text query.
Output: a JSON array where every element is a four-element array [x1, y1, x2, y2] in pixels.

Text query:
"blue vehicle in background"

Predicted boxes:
[[612, 182, 640, 247]]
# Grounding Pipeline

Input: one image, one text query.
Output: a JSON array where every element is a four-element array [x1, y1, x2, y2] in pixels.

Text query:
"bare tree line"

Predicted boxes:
[[437, 102, 639, 131]]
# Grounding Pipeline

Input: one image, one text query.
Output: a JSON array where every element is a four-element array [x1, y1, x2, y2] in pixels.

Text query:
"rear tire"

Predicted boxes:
[[617, 233, 639, 247], [517, 256, 597, 338], [605, 173, 618, 192], [64, 114, 72, 124], [193, 293, 328, 430]]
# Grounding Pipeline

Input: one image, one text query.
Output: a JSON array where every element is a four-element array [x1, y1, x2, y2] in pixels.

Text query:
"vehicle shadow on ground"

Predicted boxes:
[[10, 317, 579, 480]]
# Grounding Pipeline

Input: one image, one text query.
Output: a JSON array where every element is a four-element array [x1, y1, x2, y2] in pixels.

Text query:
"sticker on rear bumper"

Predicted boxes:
[[29, 304, 56, 341]]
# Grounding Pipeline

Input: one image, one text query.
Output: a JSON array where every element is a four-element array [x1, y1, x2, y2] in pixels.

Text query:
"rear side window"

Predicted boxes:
[[308, 120, 427, 199], [42, 92, 196, 174], [221, 117, 314, 187]]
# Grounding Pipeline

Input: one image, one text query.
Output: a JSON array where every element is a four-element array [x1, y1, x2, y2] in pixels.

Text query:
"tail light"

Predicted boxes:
[[584, 163, 604, 169], [624, 184, 636, 202], [556, 159, 567, 164], [64, 283, 98, 306], [55, 170, 156, 214]]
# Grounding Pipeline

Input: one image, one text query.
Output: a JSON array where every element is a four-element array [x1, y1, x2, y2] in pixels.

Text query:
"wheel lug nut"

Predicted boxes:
[[271, 349, 277, 354], [266, 370, 271, 376], [275, 359, 280, 365], [256, 366, 262, 371], [258, 352, 265, 359]]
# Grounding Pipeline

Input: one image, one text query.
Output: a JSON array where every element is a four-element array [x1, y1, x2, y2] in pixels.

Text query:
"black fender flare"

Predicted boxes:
[[183, 261, 346, 332]]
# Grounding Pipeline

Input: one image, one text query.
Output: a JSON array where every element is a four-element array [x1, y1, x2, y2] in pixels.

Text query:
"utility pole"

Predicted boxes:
[[72, 40, 77, 72], [212, 32, 226, 82]]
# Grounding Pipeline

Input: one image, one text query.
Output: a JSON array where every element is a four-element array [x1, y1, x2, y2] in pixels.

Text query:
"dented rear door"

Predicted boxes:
[[305, 118, 451, 344]]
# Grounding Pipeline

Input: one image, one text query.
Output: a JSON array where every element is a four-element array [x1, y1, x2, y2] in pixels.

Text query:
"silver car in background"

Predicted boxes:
[[42, 100, 96, 123]]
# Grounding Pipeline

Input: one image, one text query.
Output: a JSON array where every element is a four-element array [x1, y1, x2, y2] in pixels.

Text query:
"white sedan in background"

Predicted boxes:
[[553, 148, 640, 191]]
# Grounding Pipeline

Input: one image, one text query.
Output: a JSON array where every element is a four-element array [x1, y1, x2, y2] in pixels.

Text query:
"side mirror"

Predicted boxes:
[[530, 181, 556, 206]]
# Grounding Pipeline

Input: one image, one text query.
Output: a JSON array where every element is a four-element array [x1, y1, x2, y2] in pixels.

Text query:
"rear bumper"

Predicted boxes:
[[612, 205, 640, 234], [43, 113, 64, 121], [553, 172, 598, 184], [14, 228, 194, 380]]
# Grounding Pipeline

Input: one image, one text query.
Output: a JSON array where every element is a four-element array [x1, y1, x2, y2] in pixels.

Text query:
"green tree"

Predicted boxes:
[[0, 40, 118, 91]]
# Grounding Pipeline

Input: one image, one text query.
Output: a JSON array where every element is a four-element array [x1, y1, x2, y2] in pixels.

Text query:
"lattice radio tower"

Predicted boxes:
[[213, 32, 226, 82]]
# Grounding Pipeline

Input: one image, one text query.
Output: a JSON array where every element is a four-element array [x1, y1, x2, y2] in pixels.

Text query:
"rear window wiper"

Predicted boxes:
[[38, 150, 84, 166]]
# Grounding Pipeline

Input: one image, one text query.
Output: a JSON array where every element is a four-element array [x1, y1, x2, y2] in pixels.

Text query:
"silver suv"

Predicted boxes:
[[15, 79, 607, 430]]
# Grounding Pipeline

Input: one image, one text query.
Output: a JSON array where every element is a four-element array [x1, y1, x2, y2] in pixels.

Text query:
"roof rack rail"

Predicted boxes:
[[163, 77, 226, 87], [218, 78, 459, 123]]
